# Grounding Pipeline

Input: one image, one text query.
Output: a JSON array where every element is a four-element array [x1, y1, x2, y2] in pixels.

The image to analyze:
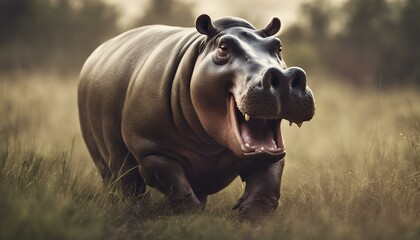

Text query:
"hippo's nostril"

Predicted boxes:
[[290, 68, 307, 91], [291, 76, 301, 89], [261, 67, 282, 90], [271, 77, 279, 89]]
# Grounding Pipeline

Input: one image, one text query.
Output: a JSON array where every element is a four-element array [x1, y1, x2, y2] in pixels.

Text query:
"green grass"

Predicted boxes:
[[0, 73, 419, 239]]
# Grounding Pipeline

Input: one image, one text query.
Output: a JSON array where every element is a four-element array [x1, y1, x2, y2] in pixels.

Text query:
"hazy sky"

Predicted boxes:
[[105, 0, 344, 29]]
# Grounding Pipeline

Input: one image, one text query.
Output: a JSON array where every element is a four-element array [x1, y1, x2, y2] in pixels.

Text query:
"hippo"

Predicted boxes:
[[78, 14, 315, 217]]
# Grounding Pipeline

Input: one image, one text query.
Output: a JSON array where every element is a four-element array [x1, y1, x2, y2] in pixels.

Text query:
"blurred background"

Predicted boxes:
[[0, 1, 419, 238], [1, 0, 419, 87]]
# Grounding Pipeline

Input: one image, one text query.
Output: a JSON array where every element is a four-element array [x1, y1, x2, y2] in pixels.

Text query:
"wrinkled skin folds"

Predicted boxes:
[[78, 14, 315, 219]]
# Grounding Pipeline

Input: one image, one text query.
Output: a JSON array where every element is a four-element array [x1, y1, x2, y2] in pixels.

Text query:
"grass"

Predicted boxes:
[[0, 73, 419, 239]]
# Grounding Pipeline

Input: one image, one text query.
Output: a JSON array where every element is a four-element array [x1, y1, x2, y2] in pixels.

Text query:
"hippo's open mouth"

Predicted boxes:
[[229, 96, 285, 156]]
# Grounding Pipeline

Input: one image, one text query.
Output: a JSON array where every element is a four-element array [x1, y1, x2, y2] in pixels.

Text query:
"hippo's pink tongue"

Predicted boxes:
[[240, 119, 277, 150]]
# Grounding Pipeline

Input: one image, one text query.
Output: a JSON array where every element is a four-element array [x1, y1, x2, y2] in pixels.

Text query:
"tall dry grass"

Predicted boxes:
[[0, 73, 419, 239]]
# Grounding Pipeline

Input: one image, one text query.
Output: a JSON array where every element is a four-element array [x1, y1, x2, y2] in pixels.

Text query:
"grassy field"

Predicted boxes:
[[0, 73, 419, 240]]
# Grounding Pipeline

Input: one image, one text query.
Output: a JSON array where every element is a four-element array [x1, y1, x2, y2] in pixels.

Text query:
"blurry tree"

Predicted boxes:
[[0, 0, 119, 74], [397, 0, 420, 86], [134, 0, 195, 27], [335, 0, 392, 85], [281, 0, 332, 71], [282, 0, 420, 87], [301, 0, 331, 45]]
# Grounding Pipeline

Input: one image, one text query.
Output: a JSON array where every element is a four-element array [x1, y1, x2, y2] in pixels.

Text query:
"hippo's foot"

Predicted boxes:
[[234, 160, 284, 221], [232, 192, 279, 220], [138, 155, 206, 213], [168, 191, 205, 213]]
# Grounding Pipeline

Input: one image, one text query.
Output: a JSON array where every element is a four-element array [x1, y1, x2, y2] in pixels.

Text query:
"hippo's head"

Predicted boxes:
[[191, 14, 315, 160]]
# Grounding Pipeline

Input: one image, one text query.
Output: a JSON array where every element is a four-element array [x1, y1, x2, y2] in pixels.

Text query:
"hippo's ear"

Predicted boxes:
[[261, 17, 281, 36], [195, 14, 217, 36]]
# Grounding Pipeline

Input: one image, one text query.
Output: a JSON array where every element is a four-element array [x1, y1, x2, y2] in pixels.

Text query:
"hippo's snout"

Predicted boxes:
[[278, 67, 315, 124], [237, 66, 314, 123], [261, 66, 307, 93]]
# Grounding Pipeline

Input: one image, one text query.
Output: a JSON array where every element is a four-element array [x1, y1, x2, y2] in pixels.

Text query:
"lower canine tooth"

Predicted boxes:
[[272, 140, 277, 147], [245, 114, 250, 121]]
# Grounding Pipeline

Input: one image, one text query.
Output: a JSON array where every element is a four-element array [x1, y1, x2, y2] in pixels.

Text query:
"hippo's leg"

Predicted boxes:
[[81, 129, 113, 185], [112, 152, 146, 198], [99, 121, 145, 198], [139, 155, 204, 212], [234, 159, 285, 218], [196, 194, 208, 207]]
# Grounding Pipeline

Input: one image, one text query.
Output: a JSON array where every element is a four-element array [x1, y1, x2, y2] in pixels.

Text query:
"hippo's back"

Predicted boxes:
[[79, 25, 194, 98]]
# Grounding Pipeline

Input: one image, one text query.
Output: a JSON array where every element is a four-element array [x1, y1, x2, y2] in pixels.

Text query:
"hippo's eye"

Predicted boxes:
[[277, 46, 283, 60], [217, 43, 229, 58]]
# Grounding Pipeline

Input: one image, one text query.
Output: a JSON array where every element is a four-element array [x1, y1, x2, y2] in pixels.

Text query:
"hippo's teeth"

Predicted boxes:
[[297, 122, 303, 128], [245, 114, 250, 121], [255, 147, 265, 152], [245, 143, 250, 147], [289, 121, 292, 126]]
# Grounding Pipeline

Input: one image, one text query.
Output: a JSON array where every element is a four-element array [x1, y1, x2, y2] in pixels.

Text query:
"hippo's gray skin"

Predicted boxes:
[[78, 14, 315, 217]]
